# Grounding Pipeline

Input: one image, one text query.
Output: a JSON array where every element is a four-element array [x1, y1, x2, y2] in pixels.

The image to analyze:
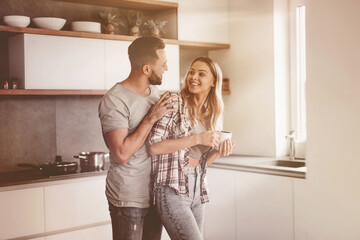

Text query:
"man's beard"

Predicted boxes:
[[148, 71, 162, 85]]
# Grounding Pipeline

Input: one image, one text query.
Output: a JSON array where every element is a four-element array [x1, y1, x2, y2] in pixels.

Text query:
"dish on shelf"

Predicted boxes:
[[32, 17, 66, 30], [3, 15, 30, 28], [71, 21, 101, 33]]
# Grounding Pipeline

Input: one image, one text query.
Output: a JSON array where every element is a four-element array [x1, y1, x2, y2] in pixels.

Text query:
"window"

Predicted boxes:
[[290, 1, 307, 141]]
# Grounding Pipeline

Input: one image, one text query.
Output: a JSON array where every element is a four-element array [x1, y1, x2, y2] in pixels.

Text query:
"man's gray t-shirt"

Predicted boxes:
[[98, 83, 160, 208]]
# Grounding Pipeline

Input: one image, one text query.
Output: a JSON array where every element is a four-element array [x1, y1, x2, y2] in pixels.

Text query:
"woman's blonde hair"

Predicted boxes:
[[180, 56, 224, 131]]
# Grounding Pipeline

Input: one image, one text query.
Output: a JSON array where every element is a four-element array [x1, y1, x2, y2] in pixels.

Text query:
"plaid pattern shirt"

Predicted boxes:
[[149, 93, 211, 204]]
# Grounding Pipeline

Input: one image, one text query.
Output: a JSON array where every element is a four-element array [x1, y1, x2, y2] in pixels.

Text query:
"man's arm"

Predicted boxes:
[[104, 92, 176, 165]]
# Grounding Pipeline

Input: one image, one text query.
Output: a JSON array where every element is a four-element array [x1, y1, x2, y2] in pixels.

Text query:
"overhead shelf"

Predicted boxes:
[[178, 40, 230, 51], [0, 25, 230, 96], [0, 25, 178, 45], [56, 0, 178, 11], [0, 25, 230, 50], [0, 89, 232, 96], [0, 89, 107, 96]]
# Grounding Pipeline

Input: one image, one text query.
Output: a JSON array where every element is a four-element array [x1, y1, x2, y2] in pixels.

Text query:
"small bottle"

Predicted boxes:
[[11, 78, 18, 89], [4, 80, 9, 89]]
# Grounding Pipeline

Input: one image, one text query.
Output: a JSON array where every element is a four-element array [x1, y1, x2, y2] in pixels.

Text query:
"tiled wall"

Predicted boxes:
[[0, 96, 107, 171]]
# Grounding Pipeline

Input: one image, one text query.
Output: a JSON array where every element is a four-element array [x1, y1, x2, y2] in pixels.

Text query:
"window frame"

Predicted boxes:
[[290, 0, 307, 141]]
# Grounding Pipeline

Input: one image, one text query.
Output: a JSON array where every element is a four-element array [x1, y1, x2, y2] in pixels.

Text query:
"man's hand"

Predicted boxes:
[[145, 91, 177, 124]]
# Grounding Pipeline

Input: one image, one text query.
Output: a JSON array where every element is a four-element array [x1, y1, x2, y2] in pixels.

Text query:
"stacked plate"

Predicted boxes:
[[3, 15, 30, 28], [32, 17, 66, 30], [71, 21, 101, 33]]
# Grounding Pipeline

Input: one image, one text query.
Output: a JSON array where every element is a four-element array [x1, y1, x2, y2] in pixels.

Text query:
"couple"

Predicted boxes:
[[98, 36, 234, 240]]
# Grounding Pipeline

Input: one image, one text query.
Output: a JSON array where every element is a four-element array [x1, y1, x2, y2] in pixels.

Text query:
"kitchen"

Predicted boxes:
[[1, 0, 360, 240]]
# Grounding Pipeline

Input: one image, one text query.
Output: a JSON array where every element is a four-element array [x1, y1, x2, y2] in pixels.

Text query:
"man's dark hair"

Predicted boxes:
[[128, 36, 165, 71]]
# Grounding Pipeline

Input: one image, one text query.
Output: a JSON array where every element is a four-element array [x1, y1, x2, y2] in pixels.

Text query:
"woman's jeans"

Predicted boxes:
[[155, 165, 205, 240], [108, 202, 162, 240]]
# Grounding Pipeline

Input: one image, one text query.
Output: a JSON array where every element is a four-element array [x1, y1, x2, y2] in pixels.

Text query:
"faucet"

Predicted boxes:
[[286, 130, 296, 160]]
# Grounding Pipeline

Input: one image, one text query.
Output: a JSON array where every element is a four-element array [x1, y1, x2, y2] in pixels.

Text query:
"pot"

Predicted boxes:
[[73, 152, 109, 172], [18, 155, 78, 176]]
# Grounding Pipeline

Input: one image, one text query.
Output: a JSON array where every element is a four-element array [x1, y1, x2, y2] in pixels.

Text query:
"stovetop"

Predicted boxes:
[[0, 162, 110, 187]]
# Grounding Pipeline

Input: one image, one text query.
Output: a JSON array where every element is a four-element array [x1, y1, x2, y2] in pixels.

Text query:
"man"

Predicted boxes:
[[98, 36, 176, 240]]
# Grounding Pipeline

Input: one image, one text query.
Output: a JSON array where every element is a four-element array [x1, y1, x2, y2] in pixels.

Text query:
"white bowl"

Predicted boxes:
[[71, 21, 101, 33], [3, 15, 30, 28], [32, 17, 66, 30]]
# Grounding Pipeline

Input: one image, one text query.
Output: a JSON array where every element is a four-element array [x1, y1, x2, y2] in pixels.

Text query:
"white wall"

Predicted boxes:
[[210, 0, 279, 156], [300, 0, 360, 239], [210, 0, 360, 238], [178, 0, 229, 43], [273, 0, 290, 157]]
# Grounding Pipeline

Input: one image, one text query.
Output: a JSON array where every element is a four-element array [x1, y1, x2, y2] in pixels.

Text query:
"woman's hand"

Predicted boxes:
[[197, 131, 219, 148], [217, 139, 235, 157]]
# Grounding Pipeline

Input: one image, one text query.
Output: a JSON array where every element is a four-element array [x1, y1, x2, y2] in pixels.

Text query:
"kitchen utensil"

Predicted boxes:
[[32, 17, 66, 30], [17, 155, 78, 175], [3, 15, 30, 28], [71, 21, 101, 33], [73, 152, 109, 172]]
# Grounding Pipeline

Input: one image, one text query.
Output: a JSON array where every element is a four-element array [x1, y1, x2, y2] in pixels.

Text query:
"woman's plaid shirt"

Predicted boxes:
[[148, 93, 211, 204]]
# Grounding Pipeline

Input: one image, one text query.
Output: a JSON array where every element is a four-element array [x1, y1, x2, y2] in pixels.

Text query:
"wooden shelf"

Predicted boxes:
[[0, 24, 230, 96], [0, 25, 230, 50], [178, 40, 230, 51], [0, 89, 177, 96], [0, 25, 178, 45], [57, 0, 178, 11], [0, 89, 107, 96]]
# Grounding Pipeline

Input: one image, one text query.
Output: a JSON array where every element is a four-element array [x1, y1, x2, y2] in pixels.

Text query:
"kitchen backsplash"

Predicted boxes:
[[0, 95, 108, 172]]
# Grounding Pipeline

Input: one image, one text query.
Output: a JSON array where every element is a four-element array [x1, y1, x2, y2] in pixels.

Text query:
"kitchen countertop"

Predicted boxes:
[[0, 155, 306, 190], [210, 155, 306, 179], [0, 163, 110, 190]]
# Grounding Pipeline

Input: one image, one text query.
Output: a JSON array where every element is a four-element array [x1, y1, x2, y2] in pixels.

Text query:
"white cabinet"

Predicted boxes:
[[159, 44, 180, 92], [9, 34, 105, 90], [235, 172, 294, 240], [178, 0, 229, 44], [104, 40, 131, 89], [44, 176, 109, 232], [205, 168, 295, 240], [204, 168, 237, 240], [0, 187, 45, 239], [45, 224, 112, 240], [8, 34, 180, 91], [294, 178, 308, 240]]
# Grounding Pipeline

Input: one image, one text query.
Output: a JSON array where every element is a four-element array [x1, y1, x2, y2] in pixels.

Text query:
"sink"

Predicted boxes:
[[256, 160, 306, 168]]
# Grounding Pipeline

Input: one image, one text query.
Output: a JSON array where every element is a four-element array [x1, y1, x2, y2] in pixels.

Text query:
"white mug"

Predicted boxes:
[[216, 131, 232, 150]]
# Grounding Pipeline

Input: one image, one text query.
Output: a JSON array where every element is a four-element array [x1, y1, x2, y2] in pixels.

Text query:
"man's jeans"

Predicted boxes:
[[155, 165, 205, 240], [108, 202, 162, 240]]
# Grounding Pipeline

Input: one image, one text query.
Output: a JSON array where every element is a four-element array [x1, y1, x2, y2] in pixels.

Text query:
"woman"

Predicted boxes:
[[148, 56, 234, 240]]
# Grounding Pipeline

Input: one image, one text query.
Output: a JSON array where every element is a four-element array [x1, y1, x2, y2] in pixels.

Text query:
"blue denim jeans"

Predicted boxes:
[[108, 202, 162, 240], [155, 165, 205, 240]]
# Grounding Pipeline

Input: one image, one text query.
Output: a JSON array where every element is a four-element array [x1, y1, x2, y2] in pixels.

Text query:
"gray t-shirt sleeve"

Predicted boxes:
[[98, 94, 129, 134]]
